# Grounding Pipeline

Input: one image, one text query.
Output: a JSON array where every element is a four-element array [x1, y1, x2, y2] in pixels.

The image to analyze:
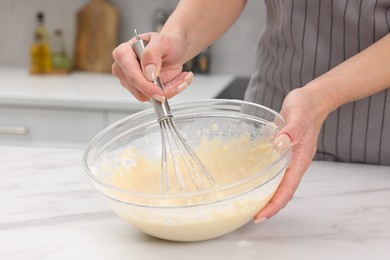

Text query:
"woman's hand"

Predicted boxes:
[[254, 34, 390, 222], [111, 0, 249, 102], [254, 87, 330, 223], [112, 32, 194, 102]]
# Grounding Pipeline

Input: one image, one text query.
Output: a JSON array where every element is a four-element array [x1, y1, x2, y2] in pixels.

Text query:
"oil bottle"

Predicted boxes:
[[30, 12, 52, 74]]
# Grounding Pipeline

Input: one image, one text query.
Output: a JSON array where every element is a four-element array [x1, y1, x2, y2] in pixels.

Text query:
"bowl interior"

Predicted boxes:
[[83, 100, 290, 207]]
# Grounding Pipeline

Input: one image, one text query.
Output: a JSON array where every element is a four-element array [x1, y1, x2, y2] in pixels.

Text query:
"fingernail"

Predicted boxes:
[[184, 71, 194, 83], [173, 72, 194, 95], [144, 64, 157, 81], [254, 217, 267, 224], [274, 134, 291, 152], [152, 94, 165, 103], [176, 82, 189, 94]]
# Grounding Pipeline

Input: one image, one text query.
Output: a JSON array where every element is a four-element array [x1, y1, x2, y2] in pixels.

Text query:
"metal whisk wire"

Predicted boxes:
[[160, 118, 214, 191], [132, 30, 215, 192]]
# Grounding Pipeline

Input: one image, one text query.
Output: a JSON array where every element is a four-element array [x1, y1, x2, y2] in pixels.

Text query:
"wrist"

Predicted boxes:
[[302, 78, 338, 120]]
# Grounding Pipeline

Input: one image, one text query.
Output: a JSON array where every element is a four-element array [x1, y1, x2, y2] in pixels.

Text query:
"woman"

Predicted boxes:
[[112, 0, 390, 223]]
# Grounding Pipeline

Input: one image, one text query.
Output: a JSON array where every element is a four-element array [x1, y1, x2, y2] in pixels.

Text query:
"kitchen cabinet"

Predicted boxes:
[[0, 67, 234, 148], [0, 106, 104, 148]]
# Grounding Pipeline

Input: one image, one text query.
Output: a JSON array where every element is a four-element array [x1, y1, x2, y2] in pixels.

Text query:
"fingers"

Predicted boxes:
[[111, 62, 148, 101], [112, 38, 166, 101], [112, 32, 191, 102], [254, 150, 312, 222], [163, 71, 194, 98], [253, 132, 309, 222]]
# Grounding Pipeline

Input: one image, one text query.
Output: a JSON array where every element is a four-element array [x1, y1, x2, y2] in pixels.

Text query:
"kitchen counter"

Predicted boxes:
[[0, 67, 236, 148], [0, 67, 234, 111], [1, 146, 389, 260]]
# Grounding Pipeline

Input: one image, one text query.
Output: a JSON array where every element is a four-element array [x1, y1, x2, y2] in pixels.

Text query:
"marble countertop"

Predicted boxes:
[[0, 67, 234, 111], [1, 145, 389, 260]]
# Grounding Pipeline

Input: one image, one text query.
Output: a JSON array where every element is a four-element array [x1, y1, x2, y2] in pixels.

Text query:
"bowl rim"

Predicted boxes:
[[82, 99, 292, 204]]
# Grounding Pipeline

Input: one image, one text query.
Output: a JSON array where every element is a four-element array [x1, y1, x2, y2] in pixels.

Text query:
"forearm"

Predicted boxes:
[[304, 34, 390, 117], [161, 0, 247, 61]]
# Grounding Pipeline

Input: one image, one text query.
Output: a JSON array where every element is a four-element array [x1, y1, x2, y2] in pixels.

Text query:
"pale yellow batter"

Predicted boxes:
[[98, 132, 288, 241], [111, 134, 279, 199]]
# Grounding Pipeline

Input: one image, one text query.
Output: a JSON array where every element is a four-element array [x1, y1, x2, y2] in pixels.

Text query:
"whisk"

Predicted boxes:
[[132, 30, 215, 192]]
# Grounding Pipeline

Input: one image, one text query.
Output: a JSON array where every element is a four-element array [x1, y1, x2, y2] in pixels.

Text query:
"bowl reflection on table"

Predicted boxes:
[[83, 99, 292, 242]]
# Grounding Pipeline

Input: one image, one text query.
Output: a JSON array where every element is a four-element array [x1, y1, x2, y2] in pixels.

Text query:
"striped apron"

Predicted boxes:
[[245, 0, 390, 165]]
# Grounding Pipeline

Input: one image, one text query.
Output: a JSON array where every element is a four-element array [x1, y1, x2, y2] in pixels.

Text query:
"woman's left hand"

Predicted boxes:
[[254, 87, 330, 223]]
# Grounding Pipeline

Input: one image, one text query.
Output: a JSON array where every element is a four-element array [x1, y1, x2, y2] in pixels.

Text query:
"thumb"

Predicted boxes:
[[141, 38, 165, 82], [274, 133, 292, 152], [274, 114, 307, 151]]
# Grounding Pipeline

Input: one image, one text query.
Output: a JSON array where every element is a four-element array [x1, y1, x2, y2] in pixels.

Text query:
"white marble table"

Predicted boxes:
[[1, 146, 389, 260]]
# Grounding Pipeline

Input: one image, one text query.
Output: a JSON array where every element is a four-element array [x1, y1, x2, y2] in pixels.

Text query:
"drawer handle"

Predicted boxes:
[[0, 126, 29, 135]]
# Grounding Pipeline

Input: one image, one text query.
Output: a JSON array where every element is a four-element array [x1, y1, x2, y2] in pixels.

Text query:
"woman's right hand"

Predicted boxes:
[[112, 31, 194, 102]]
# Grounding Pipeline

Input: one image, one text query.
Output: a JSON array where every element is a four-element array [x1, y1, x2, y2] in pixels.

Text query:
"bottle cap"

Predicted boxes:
[[37, 12, 44, 22]]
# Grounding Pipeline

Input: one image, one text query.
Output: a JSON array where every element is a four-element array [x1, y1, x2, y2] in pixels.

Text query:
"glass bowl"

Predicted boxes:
[[83, 99, 291, 242]]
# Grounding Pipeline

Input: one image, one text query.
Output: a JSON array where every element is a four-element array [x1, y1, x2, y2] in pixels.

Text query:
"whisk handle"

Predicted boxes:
[[132, 30, 172, 121]]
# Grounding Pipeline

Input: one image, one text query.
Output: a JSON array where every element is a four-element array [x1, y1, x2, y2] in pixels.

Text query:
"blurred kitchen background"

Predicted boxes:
[[0, 0, 265, 74], [0, 0, 266, 148]]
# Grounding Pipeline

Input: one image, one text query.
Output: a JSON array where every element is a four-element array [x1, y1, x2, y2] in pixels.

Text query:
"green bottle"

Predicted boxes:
[[51, 29, 71, 71]]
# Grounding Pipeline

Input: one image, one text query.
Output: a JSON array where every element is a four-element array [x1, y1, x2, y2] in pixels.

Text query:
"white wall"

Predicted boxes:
[[0, 0, 265, 76]]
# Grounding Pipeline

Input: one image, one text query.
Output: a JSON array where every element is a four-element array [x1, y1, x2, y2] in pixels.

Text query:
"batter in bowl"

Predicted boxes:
[[94, 123, 288, 241], [111, 133, 279, 199]]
